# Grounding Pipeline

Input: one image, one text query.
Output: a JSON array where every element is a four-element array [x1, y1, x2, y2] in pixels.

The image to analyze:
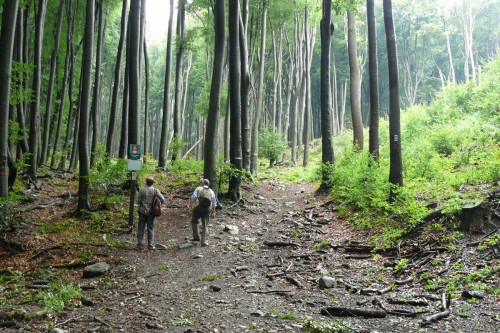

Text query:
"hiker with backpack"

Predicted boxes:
[[137, 176, 165, 250], [188, 179, 216, 246]]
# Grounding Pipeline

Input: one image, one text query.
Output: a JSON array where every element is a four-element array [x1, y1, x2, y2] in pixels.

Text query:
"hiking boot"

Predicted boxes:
[[148, 245, 156, 250], [136, 243, 144, 249], [201, 242, 209, 247]]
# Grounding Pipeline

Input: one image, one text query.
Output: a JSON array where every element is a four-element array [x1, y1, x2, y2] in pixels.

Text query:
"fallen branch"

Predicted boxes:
[[264, 241, 298, 247], [320, 306, 386, 318], [247, 289, 292, 294], [182, 136, 204, 160], [285, 275, 302, 288], [420, 292, 451, 327], [387, 298, 429, 307], [374, 299, 428, 317]]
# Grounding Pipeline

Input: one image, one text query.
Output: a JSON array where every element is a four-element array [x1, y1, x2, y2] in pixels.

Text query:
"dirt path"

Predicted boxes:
[[2, 179, 499, 332]]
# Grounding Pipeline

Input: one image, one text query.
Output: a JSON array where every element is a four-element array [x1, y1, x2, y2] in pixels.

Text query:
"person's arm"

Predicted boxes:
[[157, 189, 165, 204], [188, 188, 198, 213]]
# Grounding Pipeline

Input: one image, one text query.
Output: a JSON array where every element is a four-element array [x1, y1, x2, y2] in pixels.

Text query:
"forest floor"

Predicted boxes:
[[0, 173, 499, 333]]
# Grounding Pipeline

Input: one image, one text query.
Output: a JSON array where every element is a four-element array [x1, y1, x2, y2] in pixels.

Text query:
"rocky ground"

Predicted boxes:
[[1, 177, 499, 333]]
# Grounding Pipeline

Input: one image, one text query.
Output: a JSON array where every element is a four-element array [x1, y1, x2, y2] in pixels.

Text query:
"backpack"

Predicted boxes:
[[152, 195, 162, 216], [198, 187, 212, 207]]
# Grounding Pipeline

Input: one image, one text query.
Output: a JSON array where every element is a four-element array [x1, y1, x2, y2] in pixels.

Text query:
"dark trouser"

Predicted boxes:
[[191, 205, 210, 243], [137, 212, 156, 247]]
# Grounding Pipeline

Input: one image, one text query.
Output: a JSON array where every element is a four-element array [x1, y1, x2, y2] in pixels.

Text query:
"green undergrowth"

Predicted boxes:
[[326, 56, 500, 248]]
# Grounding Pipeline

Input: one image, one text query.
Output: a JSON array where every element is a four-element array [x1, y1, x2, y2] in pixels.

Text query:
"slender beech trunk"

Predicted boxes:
[[0, 0, 19, 197], [158, 0, 174, 167], [27, 0, 47, 183], [51, 0, 73, 168], [106, 0, 128, 156], [250, 0, 268, 174], [319, 0, 335, 191], [228, 0, 242, 202], [347, 11, 363, 149], [77, 0, 95, 212], [14, 7, 29, 156], [41, 0, 64, 165], [128, 0, 141, 149], [239, 14, 250, 172], [60, 43, 75, 170], [119, 14, 132, 159], [367, 0, 379, 162], [143, 39, 150, 157], [383, 0, 403, 197], [90, 0, 105, 166], [203, 0, 225, 194], [172, 0, 186, 161], [303, 6, 311, 168]]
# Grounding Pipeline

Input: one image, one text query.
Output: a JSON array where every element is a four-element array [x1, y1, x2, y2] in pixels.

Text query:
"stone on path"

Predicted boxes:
[[318, 276, 338, 289], [83, 262, 110, 278]]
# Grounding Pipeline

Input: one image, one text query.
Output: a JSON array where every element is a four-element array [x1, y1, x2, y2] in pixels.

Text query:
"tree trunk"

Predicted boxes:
[[224, 95, 230, 163], [143, 38, 150, 157], [158, 0, 174, 168], [347, 11, 363, 150], [250, 0, 268, 174], [319, 0, 335, 191], [41, 0, 64, 165], [106, 0, 128, 156], [59, 42, 76, 170], [228, 0, 242, 202], [0, 0, 19, 197], [172, 0, 186, 161], [128, 0, 141, 151], [367, 0, 379, 162], [203, 0, 225, 195], [27, 0, 47, 183], [118, 15, 131, 159], [77, 0, 95, 212], [383, 0, 403, 196], [239, 13, 250, 172], [51, 0, 73, 168], [90, 0, 105, 166], [303, 6, 311, 168]]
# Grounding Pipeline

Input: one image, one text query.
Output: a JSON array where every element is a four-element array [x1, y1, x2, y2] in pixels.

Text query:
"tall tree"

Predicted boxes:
[[203, 0, 225, 194], [250, 0, 268, 174], [90, 0, 105, 166], [27, 0, 47, 183], [51, 0, 73, 168], [77, 0, 95, 212], [319, 0, 335, 190], [239, 5, 251, 172], [0, 0, 19, 197], [367, 0, 379, 162], [41, 0, 65, 165], [347, 11, 363, 149], [158, 0, 174, 168], [106, 0, 128, 156], [303, 5, 312, 168], [228, 0, 243, 202], [383, 0, 403, 195], [128, 0, 141, 148], [172, 0, 186, 161]]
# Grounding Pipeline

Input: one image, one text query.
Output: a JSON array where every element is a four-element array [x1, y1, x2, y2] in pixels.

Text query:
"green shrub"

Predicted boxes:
[[259, 126, 289, 167]]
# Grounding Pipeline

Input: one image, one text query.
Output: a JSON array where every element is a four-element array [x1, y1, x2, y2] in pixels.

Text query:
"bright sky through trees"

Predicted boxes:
[[145, 0, 171, 42]]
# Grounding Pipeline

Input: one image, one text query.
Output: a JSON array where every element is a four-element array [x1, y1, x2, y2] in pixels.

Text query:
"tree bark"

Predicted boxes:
[[303, 6, 311, 168], [90, 0, 105, 166], [383, 0, 403, 196], [319, 0, 335, 191], [158, 0, 174, 168], [106, 0, 128, 157], [77, 0, 95, 212], [143, 38, 150, 157], [0, 0, 19, 197], [250, 0, 268, 174], [239, 13, 250, 172], [27, 0, 47, 183], [172, 0, 186, 161], [367, 0, 379, 162], [203, 0, 225, 195], [228, 0, 242, 202], [128, 0, 141, 151], [347, 11, 363, 149], [118, 14, 132, 159], [41, 0, 64, 165]]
